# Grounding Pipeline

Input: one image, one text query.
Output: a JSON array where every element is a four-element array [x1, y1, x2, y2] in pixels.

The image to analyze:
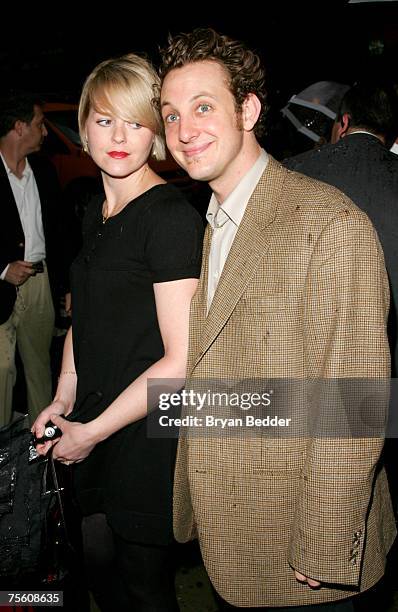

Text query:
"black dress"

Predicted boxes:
[[69, 184, 203, 545]]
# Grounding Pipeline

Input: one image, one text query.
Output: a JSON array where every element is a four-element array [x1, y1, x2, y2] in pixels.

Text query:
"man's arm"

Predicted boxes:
[[2, 261, 35, 285], [288, 207, 390, 586]]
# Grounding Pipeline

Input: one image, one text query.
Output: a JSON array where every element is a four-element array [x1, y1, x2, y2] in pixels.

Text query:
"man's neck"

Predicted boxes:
[[346, 127, 385, 145], [210, 140, 262, 204], [0, 139, 27, 178]]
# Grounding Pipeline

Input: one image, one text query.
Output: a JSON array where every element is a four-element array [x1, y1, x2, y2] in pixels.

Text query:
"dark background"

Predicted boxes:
[[1, 1, 397, 160], [2, 1, 397, 101]]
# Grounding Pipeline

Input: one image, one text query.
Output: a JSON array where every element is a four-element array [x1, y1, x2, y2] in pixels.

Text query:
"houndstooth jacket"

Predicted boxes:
[[173, 156, 396, 607]]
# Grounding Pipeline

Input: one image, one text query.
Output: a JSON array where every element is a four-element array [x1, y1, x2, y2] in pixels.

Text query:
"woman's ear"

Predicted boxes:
[[82, 134, 90, 154]]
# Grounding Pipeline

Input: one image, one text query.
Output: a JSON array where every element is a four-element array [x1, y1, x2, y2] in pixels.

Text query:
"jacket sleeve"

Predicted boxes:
[[34, 154, 73, 296], [287, 207, 391, 586]]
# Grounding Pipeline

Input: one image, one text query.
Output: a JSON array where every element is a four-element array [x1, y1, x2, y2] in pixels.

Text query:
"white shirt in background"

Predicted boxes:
[[0, 153, 46, 279]]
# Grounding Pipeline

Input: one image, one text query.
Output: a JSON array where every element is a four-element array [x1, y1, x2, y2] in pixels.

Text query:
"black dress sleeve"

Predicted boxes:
[[143, 186, 204, 283]]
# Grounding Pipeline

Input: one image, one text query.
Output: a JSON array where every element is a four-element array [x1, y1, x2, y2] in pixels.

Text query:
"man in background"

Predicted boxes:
[[285, 82, 398, 379], [285, 80, 398, 520], [0, 93, 67, 425]]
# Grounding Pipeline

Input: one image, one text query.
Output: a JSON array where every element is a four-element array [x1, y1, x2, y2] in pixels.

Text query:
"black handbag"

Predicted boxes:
[[0, 414, 51, 579], [0, 415, 90, 611], [0, 415, 78, 581]]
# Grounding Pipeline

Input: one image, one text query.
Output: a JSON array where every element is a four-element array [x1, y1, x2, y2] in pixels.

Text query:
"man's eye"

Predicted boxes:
[[165, 113, 178, 124], [198, 104, 211, 114]]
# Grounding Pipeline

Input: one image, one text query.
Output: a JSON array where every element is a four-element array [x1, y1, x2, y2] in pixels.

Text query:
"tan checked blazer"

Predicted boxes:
[[174, 157, 396, 607]]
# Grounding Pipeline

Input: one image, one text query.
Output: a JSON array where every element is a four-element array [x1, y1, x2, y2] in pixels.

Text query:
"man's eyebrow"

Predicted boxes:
[[161, 93, 218, 108]]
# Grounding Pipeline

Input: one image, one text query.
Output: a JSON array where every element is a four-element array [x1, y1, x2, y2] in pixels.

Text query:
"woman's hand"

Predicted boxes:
[[31, 400, 68, 456], [32, 326, 77, 456], [49, 415, 99, 465]]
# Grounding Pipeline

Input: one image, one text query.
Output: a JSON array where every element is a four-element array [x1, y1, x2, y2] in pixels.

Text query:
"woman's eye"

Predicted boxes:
[[129, 122, 141, 129], [97, 119, 112, 126]]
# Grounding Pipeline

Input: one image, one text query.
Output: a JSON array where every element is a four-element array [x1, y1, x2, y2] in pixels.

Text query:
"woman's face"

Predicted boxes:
[[85, 108, 155, 178]]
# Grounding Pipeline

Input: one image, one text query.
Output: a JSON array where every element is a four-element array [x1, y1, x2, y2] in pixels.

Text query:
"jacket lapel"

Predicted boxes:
[[192, 156, 287, 369], [0, 159, 24, 236]]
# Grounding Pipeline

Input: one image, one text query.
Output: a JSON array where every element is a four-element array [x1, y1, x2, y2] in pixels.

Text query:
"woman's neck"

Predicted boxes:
[[101, 164, 165, 220]]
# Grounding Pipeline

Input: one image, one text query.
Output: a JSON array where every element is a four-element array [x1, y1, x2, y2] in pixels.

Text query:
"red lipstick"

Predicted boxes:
[[108, 151, 129, 159]]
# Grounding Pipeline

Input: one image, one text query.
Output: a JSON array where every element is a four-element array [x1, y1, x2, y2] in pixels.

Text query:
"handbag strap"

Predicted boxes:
[[46, 448, 75, 553]]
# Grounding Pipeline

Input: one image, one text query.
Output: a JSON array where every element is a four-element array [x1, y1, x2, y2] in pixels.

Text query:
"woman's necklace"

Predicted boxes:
[[102, 204, 110, 224], [101, 166, 149, 224], [102, 197, 129, 224]]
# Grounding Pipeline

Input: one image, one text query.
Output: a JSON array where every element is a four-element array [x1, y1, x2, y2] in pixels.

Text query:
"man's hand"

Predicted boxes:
[[5, 261, 35, 286], [294, 570, 321, 588]]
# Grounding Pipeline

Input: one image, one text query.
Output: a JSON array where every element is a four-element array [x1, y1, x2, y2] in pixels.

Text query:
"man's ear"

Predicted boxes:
[[340, 112, 351, 137], [14, 120, 25, 137], [331, 113, 350, 143], [241, 93, 261, 131]]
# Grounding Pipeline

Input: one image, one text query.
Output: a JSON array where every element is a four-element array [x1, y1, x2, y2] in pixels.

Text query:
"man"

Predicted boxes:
[[0, 93, 66, 425], [281, 80, 350, 149], [285, 82, 398, 377], [284, 81, 398, 531], [158, 29, 396, 610]]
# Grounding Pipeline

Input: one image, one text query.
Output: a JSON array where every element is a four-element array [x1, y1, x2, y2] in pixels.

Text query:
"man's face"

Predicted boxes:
[[21, 105, 47, 153], [161, 60, 246, 192]]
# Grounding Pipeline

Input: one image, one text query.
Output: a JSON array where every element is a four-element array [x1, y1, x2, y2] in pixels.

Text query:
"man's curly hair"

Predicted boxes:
[[158, 28, 267, 138]]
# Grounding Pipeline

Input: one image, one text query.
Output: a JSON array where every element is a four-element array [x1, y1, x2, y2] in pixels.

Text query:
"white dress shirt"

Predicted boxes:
[[0, 153, 46, 279], [206, 149, 268, 311]]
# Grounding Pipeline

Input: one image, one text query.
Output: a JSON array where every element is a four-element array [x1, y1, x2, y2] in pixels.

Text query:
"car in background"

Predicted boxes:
[[41, 102, 101, 217]]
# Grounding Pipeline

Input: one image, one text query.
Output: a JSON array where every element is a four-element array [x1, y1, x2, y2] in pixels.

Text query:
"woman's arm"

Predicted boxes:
[[50, 277, 198, 463], [53, 326, 77, 416], [32, 326, 77, 450]]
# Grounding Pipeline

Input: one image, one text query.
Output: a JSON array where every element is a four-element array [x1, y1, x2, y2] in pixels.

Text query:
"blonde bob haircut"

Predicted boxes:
[[78, 53, 166, 160]]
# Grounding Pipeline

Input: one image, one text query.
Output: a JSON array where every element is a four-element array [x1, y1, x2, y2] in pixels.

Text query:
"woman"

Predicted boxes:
[[32, 54, 203, 611]]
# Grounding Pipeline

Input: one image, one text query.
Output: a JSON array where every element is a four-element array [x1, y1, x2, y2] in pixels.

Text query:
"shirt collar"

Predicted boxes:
[[347, 130, 381, 140], [207, 149, 268, 229], [0, 152, 31, 179]]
